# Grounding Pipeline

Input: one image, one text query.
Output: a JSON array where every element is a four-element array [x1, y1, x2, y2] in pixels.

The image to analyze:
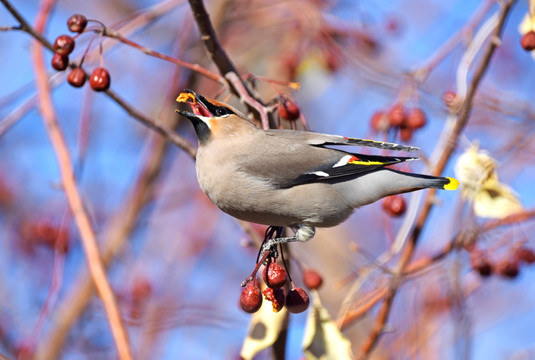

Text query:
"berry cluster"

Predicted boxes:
[[371, 103, 427, 141], [240, 259, 323, 314], [470, 245, 535, 279], [240, 228, 324, 315], [20, 219, 70, 253], [50, 14, 111, 92]]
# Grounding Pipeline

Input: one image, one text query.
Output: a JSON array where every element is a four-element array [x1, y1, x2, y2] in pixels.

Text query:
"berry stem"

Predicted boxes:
[[241, 250, 270, 287]]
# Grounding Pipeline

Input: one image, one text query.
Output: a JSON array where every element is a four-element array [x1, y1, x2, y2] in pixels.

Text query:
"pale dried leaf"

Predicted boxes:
[[240, 301, 288, 360], [302, 292, 352, 360], [455, 144, 523, 219]]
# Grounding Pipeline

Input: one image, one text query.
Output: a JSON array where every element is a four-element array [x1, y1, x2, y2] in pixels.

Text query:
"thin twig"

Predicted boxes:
[[103, 27, 223, 83]]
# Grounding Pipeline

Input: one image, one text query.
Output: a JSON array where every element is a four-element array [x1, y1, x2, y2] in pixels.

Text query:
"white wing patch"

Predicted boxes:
[[310, 171, 329, 177], [333, 155, 352, 168]]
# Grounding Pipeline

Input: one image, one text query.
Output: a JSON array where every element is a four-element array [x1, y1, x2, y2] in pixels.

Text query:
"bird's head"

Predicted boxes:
[[176, 89, 253, 144]]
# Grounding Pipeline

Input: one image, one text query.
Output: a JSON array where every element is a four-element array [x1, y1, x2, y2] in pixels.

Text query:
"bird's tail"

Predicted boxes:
[[409, 173, 459, 191]]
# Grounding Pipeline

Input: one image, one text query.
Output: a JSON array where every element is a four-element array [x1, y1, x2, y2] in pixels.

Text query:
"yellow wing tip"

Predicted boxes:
[[444, 177, 459, 190]]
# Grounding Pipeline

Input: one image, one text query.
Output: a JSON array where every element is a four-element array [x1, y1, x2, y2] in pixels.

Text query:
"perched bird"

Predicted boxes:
[[176, 90, 458, 251]]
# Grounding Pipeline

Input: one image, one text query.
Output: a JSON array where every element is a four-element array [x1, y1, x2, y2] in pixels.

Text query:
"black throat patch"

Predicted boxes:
[[190, 117, 211, 144]]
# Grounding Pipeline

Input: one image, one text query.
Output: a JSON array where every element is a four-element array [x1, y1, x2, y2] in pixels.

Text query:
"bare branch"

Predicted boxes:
[[29, 0, 133, 358], [358, 1, 517, 356]]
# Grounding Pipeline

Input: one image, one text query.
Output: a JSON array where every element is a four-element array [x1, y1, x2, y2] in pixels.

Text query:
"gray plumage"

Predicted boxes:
[[176, 90, 458, 248]]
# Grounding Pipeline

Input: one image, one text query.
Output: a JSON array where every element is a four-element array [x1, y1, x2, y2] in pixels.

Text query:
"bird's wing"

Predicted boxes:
[[286, 152, 417, 187], [265, 129, 420, 152], [238, 130, 417, 188]]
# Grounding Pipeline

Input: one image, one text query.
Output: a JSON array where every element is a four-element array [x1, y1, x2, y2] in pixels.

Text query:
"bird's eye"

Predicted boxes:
[[215, 107, 231, 116]]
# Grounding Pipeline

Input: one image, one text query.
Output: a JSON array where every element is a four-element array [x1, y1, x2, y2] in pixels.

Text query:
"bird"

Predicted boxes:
[[176, 89, 458, 252]]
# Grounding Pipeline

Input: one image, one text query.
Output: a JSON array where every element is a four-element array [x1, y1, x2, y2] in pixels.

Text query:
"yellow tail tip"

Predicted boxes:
[[444, 177, 459, 190]]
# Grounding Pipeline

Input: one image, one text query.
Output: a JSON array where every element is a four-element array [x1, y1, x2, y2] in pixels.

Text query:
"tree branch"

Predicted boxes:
[[186, 0, 275, 129], [29, 0, 133, 358], [357, 1, 517, 357]]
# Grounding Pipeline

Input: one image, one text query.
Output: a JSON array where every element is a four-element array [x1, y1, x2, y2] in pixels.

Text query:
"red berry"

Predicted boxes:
[[285, 287, 310, 313], [51, 53, 69, 71], [89, 67, 111, 92], [496, 258, 519, 279], [131, 277, 152, 301], [399, 126, 413, 142], [53, 35, 75, 56], [263, 262, 287, 289], [240, 279, 263, 313], [262, 287, 285, 312], [388, 103, 406, 127], [278, 97, 300, 121], [24, 220, 69, 253], [67, 68, 86, 88], [470, 250, 493, 277], [382, 195, 406, 217], [521, 31, 535, 51], [514, 246, 535, 264], [406, 108, 427, 129], [67, 14, 87, 33], [370, 110, 390, 132], [303, 269, 323, 290]]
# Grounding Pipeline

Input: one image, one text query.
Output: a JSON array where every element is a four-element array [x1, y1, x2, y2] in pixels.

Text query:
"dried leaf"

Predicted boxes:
[[302, 292, 352, 360], [240, 300, 288, 360], [473, 178, 524, 219], [455, 144, 523, 219]]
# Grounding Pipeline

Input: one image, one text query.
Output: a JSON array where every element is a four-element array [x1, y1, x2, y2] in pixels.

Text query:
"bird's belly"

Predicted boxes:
[[197, 168, 353, 227]]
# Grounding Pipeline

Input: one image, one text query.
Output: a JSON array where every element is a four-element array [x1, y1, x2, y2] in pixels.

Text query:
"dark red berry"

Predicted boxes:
[[496, 258, 519, 279], [521, 31, 535, 51], [240, 279, 263, 313], [388, 103, 406, 127], [67, 68, 86, 88], [263, 262, 287, 289], [514, 246, 535, 264], [51, 53, 69, 71], [370, 110, 390, 132], [53, 35, 75, 56], [303, 269, 323, 290], [89, 67, 111, 92], [278, 97, 300, 121], [470, 250, 493, 277], [67, 14, 87, 33], [262, 287, 285, 312], [382, 195, 406, 217], [406, 108, 427, 129], [285, 287, 310, 313]]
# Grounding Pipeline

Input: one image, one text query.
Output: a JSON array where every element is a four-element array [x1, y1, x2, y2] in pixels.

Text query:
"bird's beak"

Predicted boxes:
[[176, 89, 213, 119]]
